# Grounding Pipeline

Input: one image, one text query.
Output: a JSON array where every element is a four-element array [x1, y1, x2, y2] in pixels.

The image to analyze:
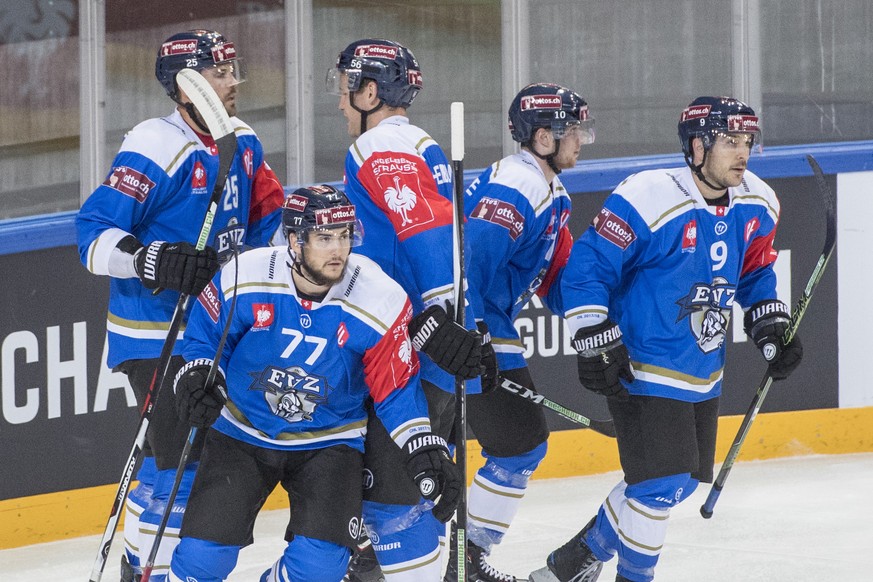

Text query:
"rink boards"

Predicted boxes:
[[1, 141, 871, 548]]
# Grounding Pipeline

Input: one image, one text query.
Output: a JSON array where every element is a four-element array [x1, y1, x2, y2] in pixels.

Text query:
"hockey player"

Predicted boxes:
[[528, 97, 803, 582], [167, 186, 461, 582], [442, 83, 595, 582], [327, 39, 486, 581], [76, 29, 285, 581]]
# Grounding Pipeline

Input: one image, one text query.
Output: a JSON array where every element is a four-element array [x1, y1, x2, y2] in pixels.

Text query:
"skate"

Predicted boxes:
[[528, 518, 603, 582], [120, 554, 142, 582], [443, 522, 519, 582], [344, 539, 385, 582]]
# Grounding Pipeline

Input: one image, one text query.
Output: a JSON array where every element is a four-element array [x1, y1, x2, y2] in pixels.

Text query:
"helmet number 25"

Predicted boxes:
[[710, 241, 728, 271]]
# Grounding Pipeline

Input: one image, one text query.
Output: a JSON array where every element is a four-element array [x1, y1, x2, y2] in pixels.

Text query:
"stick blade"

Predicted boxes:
[[176, 69, 235, 139]]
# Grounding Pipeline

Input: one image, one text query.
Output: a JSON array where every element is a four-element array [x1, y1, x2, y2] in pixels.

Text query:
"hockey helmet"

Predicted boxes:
[[281, 185, 362, 247], [326, 38, 422, 108], [155, 30, 245, 100], [678, 96, 762, 164], [508, 83, 594, 145]]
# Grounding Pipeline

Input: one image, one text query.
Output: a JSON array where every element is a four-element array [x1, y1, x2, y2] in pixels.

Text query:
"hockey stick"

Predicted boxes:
[[140, 246, 240, 582], [88, 69, 238, 582], [700, 154, 836, 519], [450, 101, 469, 582], [498, 376, 616, 438]]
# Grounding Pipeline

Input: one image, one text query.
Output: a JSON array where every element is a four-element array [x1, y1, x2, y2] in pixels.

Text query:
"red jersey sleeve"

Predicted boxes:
[[741, 227, 779, 277], [248, 161, 284, 224], [362, 299, 420, 403]]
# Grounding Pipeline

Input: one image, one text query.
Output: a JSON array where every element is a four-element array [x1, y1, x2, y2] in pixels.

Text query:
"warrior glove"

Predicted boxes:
[[572, 319, 634, 398], [134, 240, 219, 296], [477, 321, 499, 394], [744, 300, 803, 381], [408, 304, 482, 379], [403, 433, 462, 523], [174, 359, 228, 428]]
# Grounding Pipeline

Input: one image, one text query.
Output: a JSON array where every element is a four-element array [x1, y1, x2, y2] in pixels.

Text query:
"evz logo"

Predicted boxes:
[[215, 223, 245, 263], [248, 365, 329, 423], [675, 278, 736, 353]]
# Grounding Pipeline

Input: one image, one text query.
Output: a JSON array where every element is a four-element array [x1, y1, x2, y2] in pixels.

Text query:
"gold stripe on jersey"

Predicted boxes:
[[632, 361, 723, 386], [225, 399, 368, 441]]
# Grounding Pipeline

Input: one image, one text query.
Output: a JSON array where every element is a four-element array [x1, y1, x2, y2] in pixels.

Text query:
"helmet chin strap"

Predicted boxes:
[[529, 138, 563, 176], [287, 244, 330, 289], [350, 91, 384, 136], [176, 96, 212, 134], [688, 149, 726, 193]]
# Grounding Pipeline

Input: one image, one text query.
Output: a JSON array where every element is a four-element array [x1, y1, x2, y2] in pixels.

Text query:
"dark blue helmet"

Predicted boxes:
[[328, 38, 422, 108], [281, 185, 361, 246], [508, 83, 594, 145], [678, 96, 762, 164], [155, 30, 244, 100]]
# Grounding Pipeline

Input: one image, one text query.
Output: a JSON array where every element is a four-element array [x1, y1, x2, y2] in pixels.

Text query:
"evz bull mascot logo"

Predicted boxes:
[[675, 277, 736, 354], [249, 365, 329, 422]]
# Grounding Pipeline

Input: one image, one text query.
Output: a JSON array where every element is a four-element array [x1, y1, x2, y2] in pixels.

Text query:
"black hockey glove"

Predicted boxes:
[[477, 321, 499, 394], [744, 300, 803, 381], [403, 433, 462, 523], [572, 319, 634, 398], [408, 304, 482, 379], [134, 240, 219, 296], [174, 358, 228, 428]]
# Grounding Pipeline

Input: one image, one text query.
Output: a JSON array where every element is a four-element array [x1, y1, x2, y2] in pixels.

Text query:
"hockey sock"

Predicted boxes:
[[362, 500, 444, 581], [468, 442, 547, 551], [139, 463, 199, 580], [168, 537, 241, 582], [260, 535, 349, 582], [124, 455, 157, 571]]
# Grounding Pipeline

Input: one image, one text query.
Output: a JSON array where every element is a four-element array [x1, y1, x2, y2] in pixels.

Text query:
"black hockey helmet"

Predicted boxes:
[[508, 83, 594, 145], [327, 38, 422, 109], [678, 96, 762, 166], [281, 185, 362, 246], [155, 29, 245, 101]]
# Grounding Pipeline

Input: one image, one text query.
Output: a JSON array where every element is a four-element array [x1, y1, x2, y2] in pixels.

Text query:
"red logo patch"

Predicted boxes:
[[243, 148, 254, 179], [210, 42, 236, 63], [682, 220, 697, 253], [103, 166, 156, 202], [727, 115, 759, 133], [160, 40, 198, 56], [337, 322, 349, 347], [354, 44, 398, 60], [197, 281, 221, 323], [680, 104, 712, 121], [283, 194, 308, 213], [593, 208, 636, 249], [252, 303, 274, 329], [191, 161, 207, 193], [314, 205, 356, 227], [471, 197, 525, 240], [520, 94, 562, 111]]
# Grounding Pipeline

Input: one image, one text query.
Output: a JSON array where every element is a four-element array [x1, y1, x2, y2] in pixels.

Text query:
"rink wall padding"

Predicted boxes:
[[2, 141, 871, 548], [1, 406, 872, 550]]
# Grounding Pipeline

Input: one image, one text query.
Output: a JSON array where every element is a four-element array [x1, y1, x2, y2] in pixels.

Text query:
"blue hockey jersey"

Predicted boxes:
[[343, 115, 479, 393], [562, 166, 781, 402], [76, 110, 284, 368], [182, 249, 432, 452], [465, 150, 573, 370]]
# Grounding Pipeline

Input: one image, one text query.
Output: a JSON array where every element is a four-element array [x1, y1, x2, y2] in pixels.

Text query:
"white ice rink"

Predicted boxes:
[[2, 453, 872, 581]]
